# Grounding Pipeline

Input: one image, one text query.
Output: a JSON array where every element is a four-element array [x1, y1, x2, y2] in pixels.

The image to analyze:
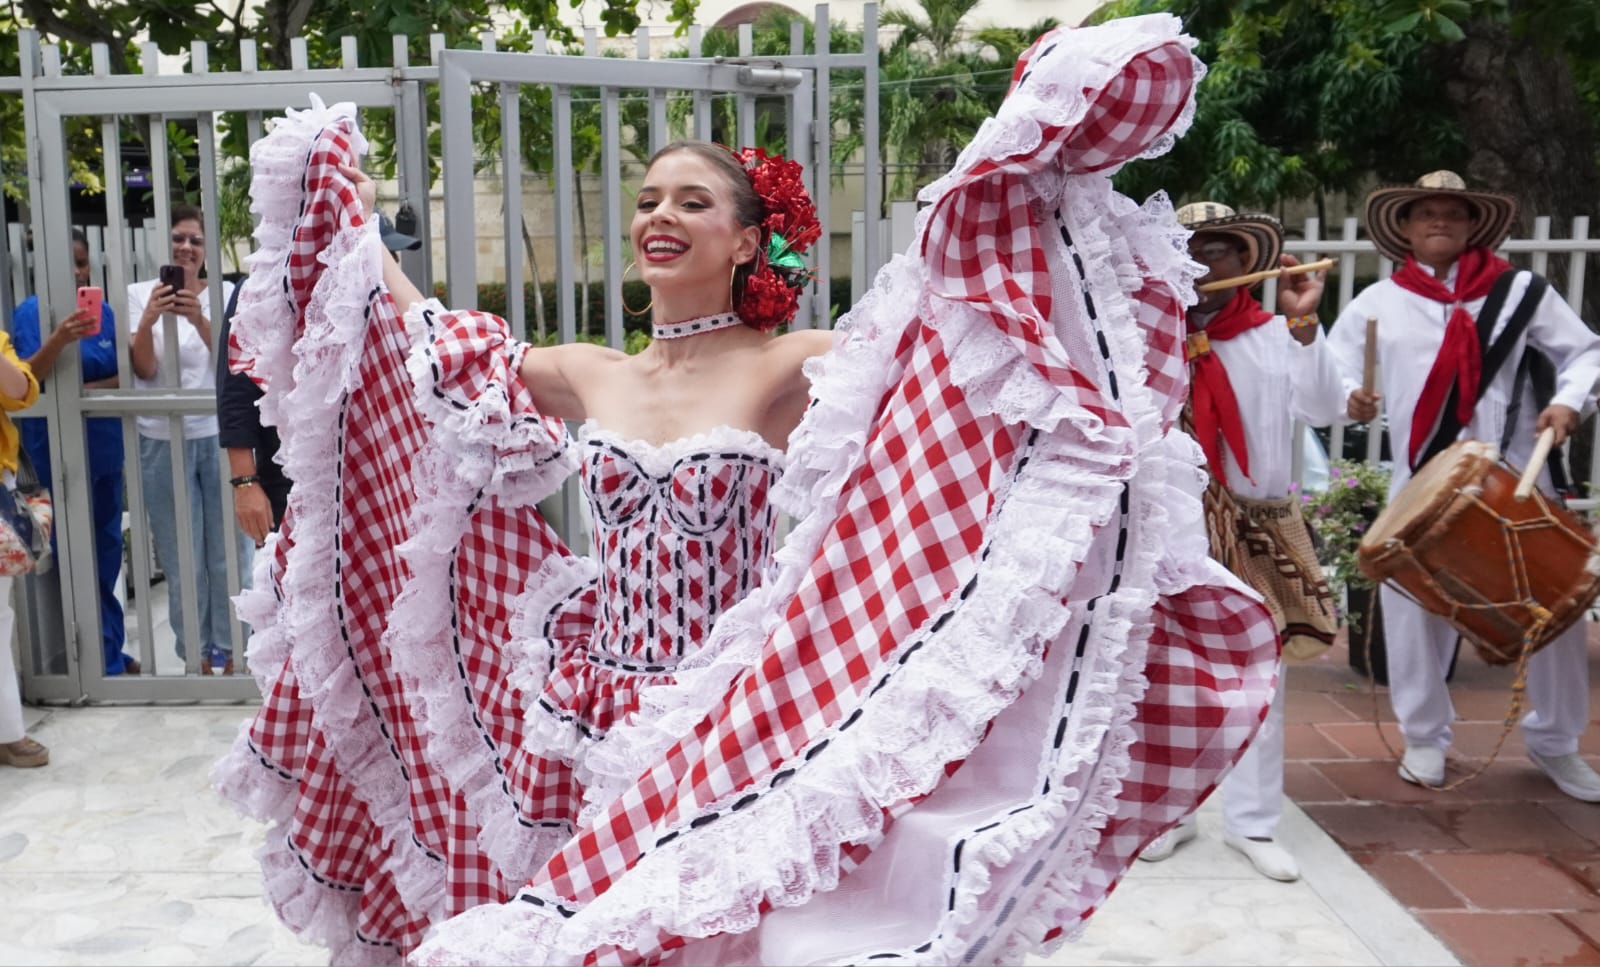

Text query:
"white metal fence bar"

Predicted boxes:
[[600, 84, 625, 350], [810, 5, 833, 328], [1279, 216, 1599, 490], [861, 5, 881, 283]]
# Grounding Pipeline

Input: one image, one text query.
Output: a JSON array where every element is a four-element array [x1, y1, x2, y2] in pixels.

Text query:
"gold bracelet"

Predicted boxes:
[[1286, 313, 1320, 330]]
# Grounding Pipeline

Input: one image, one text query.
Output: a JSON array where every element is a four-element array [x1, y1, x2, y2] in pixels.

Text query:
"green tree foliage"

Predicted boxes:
[[833, 0, 1057, 199], [0, 15, 108, 204], [1098, 0, 1467, 211], [0, 0, 700, 204], [1098, 0, 1600, 223], [4, 0, 696, 74]]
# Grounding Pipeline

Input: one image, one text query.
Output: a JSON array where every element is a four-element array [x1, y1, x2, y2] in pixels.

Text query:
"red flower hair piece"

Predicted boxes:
[[731, 146, 820, 331], [738, 264, 802, 334], [736, 147, 822, 252]]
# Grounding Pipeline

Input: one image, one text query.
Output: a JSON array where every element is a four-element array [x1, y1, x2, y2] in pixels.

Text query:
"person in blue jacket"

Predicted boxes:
[[12, 229, 134, 675]]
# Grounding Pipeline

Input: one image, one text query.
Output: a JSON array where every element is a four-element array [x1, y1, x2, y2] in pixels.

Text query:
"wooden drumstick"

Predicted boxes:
[[1197, 258, 1335, 293], [1514, 427, 1559, 501], [1362, 316, 1377, 394]]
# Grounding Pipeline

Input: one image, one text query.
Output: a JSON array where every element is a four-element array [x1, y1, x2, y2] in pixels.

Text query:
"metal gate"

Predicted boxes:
[[13, 38, 429, 702], [5, 5, 885, 703]]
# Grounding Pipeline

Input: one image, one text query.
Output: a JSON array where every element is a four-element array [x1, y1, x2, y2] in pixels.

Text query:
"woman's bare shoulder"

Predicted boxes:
[[767, 326, 834, 366], [539, 339, 630, 368], [520, 338, 629, 389]]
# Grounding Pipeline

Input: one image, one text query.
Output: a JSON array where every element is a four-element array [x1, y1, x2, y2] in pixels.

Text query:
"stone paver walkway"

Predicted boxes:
[[1287, 624, 1600, 966]]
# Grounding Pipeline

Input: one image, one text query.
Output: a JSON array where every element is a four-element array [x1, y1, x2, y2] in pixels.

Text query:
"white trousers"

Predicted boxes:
[[1380, 585, 1589, 757], [1218, 659, 1287, 838], [0, 576, 23, 743]]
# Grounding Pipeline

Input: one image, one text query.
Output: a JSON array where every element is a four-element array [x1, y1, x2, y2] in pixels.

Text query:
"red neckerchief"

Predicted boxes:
[[1390, 248, 1514, 466], [1186, 286, 1274, 483]]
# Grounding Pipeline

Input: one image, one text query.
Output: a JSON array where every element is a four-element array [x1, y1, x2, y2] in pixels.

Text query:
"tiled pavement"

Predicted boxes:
[[1287, 623, 1600, 966], [2, 701, 1457, 967], [15, 581, 1595, 965]]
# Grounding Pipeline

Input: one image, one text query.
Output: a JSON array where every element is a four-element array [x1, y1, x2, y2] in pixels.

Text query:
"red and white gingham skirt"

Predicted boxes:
[[217, 16, 1281, 966]]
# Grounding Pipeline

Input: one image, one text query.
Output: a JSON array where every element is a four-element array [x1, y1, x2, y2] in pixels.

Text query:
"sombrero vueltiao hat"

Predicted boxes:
[[1175, 201, 1283, 279], [1364, 170, 1519, 263]]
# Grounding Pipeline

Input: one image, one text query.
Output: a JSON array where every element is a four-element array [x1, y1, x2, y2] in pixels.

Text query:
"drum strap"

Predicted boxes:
[[1415, 269, 1551, 471]]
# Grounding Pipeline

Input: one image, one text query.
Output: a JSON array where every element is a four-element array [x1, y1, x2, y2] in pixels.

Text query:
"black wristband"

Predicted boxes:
[[230, 474, 261, 488]]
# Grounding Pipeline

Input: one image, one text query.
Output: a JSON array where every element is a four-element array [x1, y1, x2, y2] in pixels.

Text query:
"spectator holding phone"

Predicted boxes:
[[11, 229, 134, 676], [128, 206, 239, 675]]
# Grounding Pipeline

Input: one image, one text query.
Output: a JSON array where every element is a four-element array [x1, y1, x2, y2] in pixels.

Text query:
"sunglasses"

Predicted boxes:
[[170, 233, 205, 247]]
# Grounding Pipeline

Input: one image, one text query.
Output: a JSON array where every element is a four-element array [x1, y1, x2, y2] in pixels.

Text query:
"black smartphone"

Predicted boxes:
[[158, 263, 184, 292]]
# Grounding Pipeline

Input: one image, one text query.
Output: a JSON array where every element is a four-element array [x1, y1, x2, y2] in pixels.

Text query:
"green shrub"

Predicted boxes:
[[1300, 459, 1392, 600]]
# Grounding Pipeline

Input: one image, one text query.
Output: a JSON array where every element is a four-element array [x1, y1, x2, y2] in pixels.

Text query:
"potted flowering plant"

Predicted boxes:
[[1299, 459, 1391, 682]]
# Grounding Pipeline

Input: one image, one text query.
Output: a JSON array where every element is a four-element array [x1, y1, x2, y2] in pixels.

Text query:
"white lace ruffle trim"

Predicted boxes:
[[413, 97, 1222, 962], [403, 299, 577, 510], [211, 95, 442, 951], [919, 13, 1201, 214], [377, 298, 582, 882]]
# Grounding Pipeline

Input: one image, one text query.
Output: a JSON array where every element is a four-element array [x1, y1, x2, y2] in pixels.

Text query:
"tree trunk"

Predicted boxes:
[[522, 215, 547, 342], [576, 168, 591, 340], [1436, 11, 1599, 313], [1437, 10, 1600, 488], [260, 0, 317, 70], [18, 0, 126, 72]]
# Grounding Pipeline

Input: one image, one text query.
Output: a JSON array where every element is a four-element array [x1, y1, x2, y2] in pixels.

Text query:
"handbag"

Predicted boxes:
[[0, 447, 53, 576]]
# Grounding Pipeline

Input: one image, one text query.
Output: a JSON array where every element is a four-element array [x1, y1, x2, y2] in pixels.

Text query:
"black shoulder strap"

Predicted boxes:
[[1414, 270, 1544, 470], [1480, 272, 1550, 390], [12, 444, 43, 495], [1475, 269, 1523, 356]]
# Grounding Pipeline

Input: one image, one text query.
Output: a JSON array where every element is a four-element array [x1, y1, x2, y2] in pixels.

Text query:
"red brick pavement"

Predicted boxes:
[[1287, 624, 1600, 966]]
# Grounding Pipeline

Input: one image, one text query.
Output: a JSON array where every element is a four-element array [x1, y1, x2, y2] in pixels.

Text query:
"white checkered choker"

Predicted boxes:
[[651, 312, 744, 340]]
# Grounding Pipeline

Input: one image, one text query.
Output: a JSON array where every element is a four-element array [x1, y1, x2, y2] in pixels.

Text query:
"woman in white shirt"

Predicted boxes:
[[127, 205, 239, 674]]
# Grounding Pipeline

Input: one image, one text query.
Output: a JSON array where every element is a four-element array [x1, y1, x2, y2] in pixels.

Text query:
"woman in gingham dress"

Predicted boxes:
[[216, 14, 1280, 966]]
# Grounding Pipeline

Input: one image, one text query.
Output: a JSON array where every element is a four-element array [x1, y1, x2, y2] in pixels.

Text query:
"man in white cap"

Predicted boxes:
[[1328, 171, 1600, 800], [1139, 202, 1345, 880]]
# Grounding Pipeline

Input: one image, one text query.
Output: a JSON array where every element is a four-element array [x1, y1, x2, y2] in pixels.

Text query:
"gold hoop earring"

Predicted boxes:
[[622, 261, 651, 317]]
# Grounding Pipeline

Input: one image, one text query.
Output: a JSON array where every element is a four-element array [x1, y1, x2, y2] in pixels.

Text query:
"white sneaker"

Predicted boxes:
[[1529, 751, 1600, 803], [1399, 745, 1446, 787], [1223, 832, 1300, 882], [1138, 816, 1197, 862]]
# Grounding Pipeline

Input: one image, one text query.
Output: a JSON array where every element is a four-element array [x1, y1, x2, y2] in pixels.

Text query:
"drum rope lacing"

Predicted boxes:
[[1364, 485, 1573, 791]]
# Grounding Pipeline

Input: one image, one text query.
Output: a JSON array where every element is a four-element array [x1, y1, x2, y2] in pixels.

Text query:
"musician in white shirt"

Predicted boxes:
[[1327, 171, 1600, 801], [1141, 203, 1345, 880]]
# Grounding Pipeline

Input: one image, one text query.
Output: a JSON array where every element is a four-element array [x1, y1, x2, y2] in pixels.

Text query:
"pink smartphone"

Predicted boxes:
[[75, 286, 103, 336]]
